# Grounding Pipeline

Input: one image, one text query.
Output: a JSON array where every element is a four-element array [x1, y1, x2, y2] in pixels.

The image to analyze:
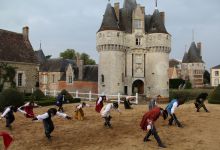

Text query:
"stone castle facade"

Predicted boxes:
[[96, 0, 171, 99]]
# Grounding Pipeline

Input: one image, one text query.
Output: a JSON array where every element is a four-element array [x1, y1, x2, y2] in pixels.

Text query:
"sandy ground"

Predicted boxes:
[[1, 101, 220, 150]]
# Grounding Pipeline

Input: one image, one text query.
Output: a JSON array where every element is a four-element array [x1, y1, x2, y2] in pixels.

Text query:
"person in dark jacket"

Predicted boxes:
[[56, 94, 65, 112], [166, 98, 185, 128], [32, 108, 71, 139], [194, 93, 209, 112], [140, 107, 168, 148], [0, 106, 17, 129], [123, 96, 133, 109]]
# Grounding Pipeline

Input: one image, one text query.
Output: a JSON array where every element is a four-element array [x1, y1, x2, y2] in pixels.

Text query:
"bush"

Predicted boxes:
[[169, 79, 185, 89], [69, 98, 81, 103], [0, 88, 24, 109], [185, 80, 192, 89], [169, 89, 213, 102], [32, 89, 45, 101], [208, 85, 220, 104], [60, 89, 74, 102]]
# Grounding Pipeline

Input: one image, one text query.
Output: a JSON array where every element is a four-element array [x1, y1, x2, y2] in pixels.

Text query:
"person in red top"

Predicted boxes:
[[95, 95, 107, 113], [140, 107, 168, 148], [0, 131, 13, 150], [18, 101, 40, 118]]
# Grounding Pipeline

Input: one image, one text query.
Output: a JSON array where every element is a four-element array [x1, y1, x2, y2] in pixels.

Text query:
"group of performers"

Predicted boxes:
[[0, 92, 210, 149], [140, 92, 209, 148]]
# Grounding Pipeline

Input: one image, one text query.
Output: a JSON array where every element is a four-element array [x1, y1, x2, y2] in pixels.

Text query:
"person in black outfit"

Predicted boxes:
[[194, 93, 209, 112], [0, 106, 17, 129]]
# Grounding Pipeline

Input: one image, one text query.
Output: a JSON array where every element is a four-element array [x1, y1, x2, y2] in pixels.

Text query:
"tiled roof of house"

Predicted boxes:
[[0, 29, 38, 63], [212, 64, 220, 69]]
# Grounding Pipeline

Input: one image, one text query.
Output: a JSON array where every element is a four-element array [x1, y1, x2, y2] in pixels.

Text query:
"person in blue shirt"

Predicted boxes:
[[166, 98, 185, 128]]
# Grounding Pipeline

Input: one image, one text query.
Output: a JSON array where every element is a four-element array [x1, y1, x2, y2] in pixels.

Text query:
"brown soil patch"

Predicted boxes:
[[1, 102, 220, 150]]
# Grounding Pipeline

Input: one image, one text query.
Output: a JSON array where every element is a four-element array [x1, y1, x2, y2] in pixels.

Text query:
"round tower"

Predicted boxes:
[[96, 2, 126, 95], [145, 8, 171, 100]]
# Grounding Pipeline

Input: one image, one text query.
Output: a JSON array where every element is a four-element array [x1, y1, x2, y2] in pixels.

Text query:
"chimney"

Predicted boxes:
[[141, 6, 145, 14], [197, 42, 202, 57], [114, 2, 120, 21], [22, 26, 29, 41], [160, 12, 165, 24], [76, 54, 84, 80]]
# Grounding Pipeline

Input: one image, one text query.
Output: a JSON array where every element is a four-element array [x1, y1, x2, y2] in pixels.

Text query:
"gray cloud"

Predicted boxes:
[[0, 0, 219, 69]]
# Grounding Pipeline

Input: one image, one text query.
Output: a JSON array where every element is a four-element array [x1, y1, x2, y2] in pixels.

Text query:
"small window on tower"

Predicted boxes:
[[133, 20, 142, 29], [136, 38, 141, 46], [101, 74, 104, 83]]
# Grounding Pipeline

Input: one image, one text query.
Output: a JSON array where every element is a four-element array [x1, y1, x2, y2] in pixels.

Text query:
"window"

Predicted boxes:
[[133, 20, 142, 29], [68, 76, 73, 83], [215, 71, 219, 76], [52, 74, 55, 83], [101, 74, 104, 83], [136, 38, 141, 46], [18, 73, 22, 86], [43, 75, 47, 84], [214, 79, 219, 86]]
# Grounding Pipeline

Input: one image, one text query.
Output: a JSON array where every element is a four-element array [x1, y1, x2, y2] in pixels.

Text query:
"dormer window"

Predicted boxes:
[[136, 38, 141, 46], [133, 19, 142, 29]]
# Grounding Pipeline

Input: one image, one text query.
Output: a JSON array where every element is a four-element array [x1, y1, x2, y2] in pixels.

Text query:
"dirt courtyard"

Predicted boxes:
[[1, 101, 220, 150]]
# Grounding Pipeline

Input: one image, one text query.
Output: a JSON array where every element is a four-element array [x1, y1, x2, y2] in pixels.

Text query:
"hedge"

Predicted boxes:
[[169, 89, 214, 102], [208, 85, 220, 104], [37, 97, 81, 106]]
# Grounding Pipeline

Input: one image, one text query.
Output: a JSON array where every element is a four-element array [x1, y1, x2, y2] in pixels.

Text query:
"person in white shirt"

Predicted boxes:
[[101, 102, 120, 128], [0, 106, 17, 129], [165, 98, 185, 128], [32, 108, 71, 139], [74, 102, 90, 120]]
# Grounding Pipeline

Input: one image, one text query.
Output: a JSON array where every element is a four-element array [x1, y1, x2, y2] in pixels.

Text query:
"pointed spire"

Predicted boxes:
[[39, 40, 42, 50], [192, 29, 195, 42], [98, 2, 119, 32], [155, 0, 158, 9]]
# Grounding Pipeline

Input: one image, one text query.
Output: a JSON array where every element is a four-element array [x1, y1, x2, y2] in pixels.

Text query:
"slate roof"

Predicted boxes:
[[39, 58, 76, 72], [98, 0, 168, 34], [35, 49, 46, 63], [0, 29, 38, 63], [169, 59, 181, 68], [182, 42, 204, 63], [40, 59, 98, 82], [212, 64, 220, 69], [98, 3, 120, 32], [83, 65, 98, 82]]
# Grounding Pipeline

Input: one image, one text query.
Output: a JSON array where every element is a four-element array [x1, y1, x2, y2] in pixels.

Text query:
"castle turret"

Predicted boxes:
[[97, 2, 126, 95], [145, 7, 171, 98]]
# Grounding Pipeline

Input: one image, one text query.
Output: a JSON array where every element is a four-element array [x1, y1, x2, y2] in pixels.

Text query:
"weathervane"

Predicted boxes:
[[155, 0, 158, 8], [192, 29, 195, 41]]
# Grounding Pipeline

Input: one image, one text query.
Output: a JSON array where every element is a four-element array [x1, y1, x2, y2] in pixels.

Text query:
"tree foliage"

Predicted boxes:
[[60, 49, 96, 65], [203, 70, 210, 84], [60, 49, 76, 59], [0, 63, 17, 92]]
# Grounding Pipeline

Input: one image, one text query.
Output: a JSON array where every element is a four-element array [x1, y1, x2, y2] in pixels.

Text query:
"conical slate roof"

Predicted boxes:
[[98, 3, 119, 32], [148, 9, 168, 33], [182, 42, 203, 63], [98, 0, 169, 34]]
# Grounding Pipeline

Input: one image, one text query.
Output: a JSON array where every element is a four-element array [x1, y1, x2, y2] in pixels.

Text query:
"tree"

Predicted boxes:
[[60, 49, 76, 59], [80, 53, 96, 65], [45, 55, 52, 59], [0, 63, 16, 92], [59, 49, 96, 65], [203, 70, 210, 84]]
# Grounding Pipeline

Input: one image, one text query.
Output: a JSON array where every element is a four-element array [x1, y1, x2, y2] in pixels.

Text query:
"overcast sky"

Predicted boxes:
[[0, 0, 219, 69]]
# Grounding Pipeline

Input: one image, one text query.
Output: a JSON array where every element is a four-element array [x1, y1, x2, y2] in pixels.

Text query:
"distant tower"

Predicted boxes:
[[97, 0, 171, 101], [181, 41, 205, 88]]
